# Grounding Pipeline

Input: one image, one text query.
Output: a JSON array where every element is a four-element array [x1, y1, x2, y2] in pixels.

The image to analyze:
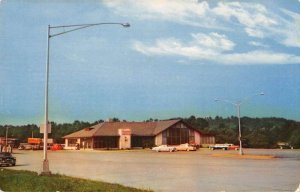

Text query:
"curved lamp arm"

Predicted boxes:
[[239, 92, 264, 105], [214, 99, 237, 106], [49, 22, 130, 38], [215, 92, 264, 106]]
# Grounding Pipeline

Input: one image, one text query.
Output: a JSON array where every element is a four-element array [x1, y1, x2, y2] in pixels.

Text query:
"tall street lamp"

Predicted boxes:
[[215, 92, 264, 155], [42, 22, 130, 175]]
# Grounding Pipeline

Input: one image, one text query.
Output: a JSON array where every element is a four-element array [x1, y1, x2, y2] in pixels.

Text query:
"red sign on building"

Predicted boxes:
[[118, 129, 131, 136]]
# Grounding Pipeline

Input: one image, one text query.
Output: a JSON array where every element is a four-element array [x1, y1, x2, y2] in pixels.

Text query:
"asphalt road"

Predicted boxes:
[[6, 149, 300, 192]]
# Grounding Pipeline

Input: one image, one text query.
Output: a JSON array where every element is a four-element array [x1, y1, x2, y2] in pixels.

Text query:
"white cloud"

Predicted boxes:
[[212, 2, 278, 40], [133, 38, 217, 59], [104, 0, 205, 21], [249, 41, 268, 48], [245, 28, 265, 38], [277, 9, 300, 48], [133, 33, 234, 60], [103, 1, 300, 48], [103, 0, 224, 29], [213, 5, 300, 47], [212, 2, 277, 28], [191, 32, 235, 51], [104, 0, 300, 63], [282, 32, 300, 48], [132, 34, 300, 65], [220, 51, 300, 65]]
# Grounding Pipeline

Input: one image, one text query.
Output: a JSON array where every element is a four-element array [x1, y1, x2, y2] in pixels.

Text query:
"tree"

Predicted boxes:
[[289, 129, 300, 148]]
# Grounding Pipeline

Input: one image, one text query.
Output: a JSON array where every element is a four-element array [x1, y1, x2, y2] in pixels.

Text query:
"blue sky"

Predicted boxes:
[[0, 0, 300, 125]]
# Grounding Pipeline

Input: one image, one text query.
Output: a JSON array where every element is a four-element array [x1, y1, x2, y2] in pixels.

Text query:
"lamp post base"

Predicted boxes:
[[40, 159, 51, 176], [239, 149, 244, 155]]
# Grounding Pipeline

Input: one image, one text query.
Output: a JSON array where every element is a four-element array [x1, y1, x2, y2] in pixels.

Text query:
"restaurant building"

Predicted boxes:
[[63, 119, 215, 150]]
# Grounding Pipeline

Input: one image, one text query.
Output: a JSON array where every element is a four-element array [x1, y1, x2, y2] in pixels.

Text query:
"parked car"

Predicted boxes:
[[277, 142, 293, 149], [209, 144, 239, 150], [227, 144, 239, 150], [152, 145, 176, 152], [0, 152, 16, 166], [18, 143, 31, 150], [175, 143, 197, 151], [51, 144, 63, 150], [18, 143, 41, 150], [209, 144, 228, 150]]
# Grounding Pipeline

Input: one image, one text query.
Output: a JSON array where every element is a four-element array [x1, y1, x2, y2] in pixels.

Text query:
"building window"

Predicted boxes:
[[131, 136, 154, 148], [68, 139, 77, 147], [165, 127, 189, 145], [93, 136, 119, 149], [189, 130, 195, 145], [162, 131, 167, 145]]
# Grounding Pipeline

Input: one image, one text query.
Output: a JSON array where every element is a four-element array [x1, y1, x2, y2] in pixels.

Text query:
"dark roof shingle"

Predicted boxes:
[[63, 119, 191, 138], [63, 127, 98, 138]]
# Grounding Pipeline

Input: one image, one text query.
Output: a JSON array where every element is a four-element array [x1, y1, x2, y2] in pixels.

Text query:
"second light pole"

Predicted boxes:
[[215, 92, 264, 155]]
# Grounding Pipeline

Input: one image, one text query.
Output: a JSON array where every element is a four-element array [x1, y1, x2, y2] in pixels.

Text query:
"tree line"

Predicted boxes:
[[184, 116, 300, 148], [0, 116, 299, 148]]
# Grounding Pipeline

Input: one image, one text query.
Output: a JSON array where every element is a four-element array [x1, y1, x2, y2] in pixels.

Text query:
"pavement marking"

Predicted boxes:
[[211, 153, 275, 159]]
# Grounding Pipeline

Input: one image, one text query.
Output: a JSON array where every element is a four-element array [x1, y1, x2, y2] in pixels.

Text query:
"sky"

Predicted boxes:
[[0, 0, 300, 125]]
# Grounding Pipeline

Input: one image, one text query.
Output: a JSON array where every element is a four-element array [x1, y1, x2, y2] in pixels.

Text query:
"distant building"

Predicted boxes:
[[63, 119, 215, 150], [0, 137, 20, 148]]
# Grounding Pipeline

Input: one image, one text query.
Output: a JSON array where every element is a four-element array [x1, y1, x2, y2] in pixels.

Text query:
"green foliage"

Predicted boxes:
[[0, 124, 40, 143], [185, 116, 209, 129], [1, 116, 299, 148], [184, 116, 300, 149], [289, 128, 300, 148], [0, 169, 152, 192], [245, 131, 269, 148], [0, 120, 95, 144]]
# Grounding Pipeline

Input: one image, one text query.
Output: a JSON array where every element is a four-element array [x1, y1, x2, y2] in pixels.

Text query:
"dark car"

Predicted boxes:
[[0, 152, 16, 166]]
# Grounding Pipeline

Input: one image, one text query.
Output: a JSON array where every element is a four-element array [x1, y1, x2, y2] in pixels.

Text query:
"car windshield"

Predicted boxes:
[[0, 152, 11, 157]]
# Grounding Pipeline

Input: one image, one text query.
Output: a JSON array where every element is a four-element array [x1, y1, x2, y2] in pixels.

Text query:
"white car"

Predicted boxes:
[[175, 143, 197, 151], [209, 143, 239, 150], [152, 145, 176, 152]]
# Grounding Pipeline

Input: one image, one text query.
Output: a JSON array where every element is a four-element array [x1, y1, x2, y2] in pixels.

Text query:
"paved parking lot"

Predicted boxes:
[[7, 149, 300, 192]]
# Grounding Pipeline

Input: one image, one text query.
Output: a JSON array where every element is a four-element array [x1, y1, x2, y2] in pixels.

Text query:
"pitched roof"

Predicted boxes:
[[63, 119, 182, 138], [153, 119, 181, 135], [63, 127, 98, 138]]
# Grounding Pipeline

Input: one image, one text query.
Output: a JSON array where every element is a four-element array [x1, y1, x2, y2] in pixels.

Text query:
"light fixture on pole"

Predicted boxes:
[[215, 92, 264, 155], [41, 22, 130, 175]]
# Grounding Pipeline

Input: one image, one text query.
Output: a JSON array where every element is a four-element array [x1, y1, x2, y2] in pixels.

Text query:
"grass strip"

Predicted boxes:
[[0, 169, 152, 192]]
